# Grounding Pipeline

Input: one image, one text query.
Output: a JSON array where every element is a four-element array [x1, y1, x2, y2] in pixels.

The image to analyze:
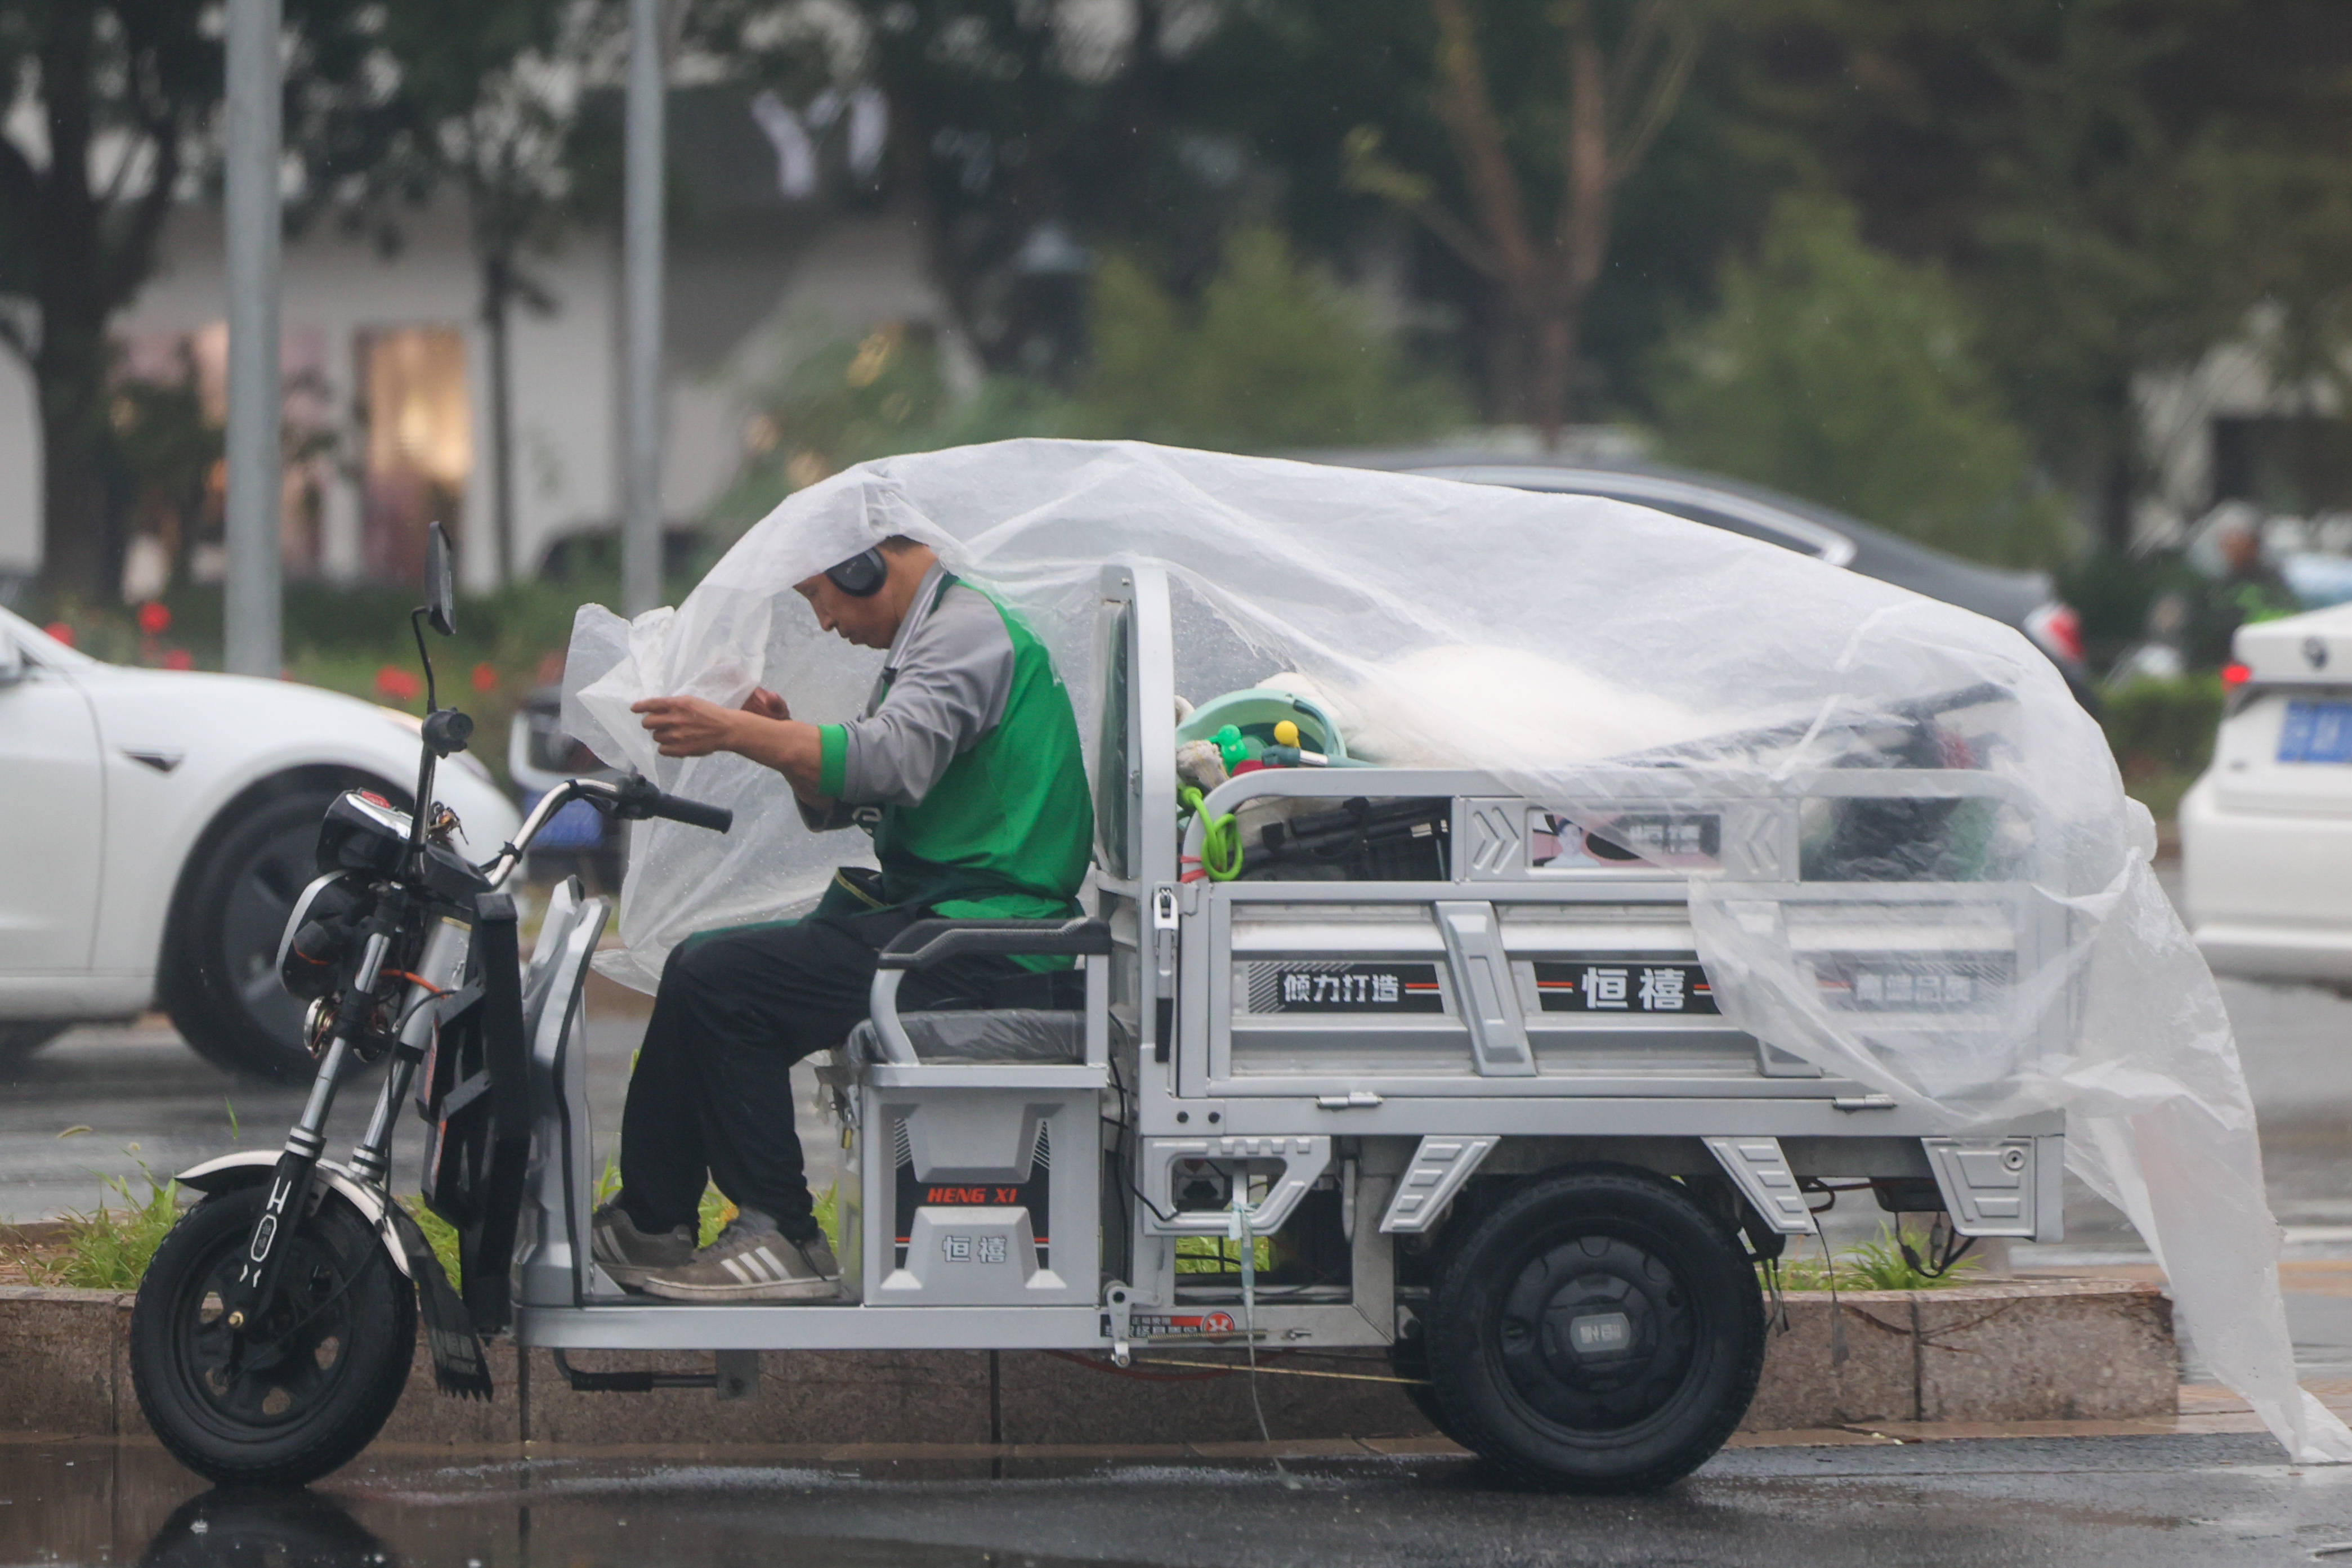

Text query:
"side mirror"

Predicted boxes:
[[424, 521, 456, 637]]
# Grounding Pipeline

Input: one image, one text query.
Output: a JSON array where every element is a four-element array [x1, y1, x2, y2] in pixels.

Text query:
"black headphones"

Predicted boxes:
[[824, 547, 888, 597]]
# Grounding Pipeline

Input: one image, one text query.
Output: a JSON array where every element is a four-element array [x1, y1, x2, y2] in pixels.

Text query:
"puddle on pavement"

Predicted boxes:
[[0, 1440, 1184, 1567]]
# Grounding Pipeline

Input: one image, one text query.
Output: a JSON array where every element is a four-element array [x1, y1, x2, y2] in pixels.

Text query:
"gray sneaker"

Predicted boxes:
[[591, 1202, 695, 1289], [640, 1220, 840, 1302]]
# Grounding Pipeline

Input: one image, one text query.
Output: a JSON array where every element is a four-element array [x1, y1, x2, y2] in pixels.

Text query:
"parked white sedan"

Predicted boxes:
[[2182, 600, 2352, 986], [0, 606, 519, 1079]]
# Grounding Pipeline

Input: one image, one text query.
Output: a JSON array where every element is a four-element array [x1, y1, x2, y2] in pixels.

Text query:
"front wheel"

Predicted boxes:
[[1425, 1167, 1764, 1494], [131, 1185, 415, 1486]]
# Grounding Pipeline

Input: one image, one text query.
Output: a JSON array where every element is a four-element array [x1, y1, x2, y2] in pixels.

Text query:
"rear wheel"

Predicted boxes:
[[1388, 1319, 1464, 1440], [1425, 1168, 1763, 1493], [130, 1184, 415, 1487], [163, 787, 343, 1082]]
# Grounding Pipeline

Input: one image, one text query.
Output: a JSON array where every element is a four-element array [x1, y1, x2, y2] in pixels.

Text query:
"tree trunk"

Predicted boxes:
[[35, 318, 113, 602], [1531, 303, 1578, 449], [2095, 374, 2138, 552], [481, 253, 515, 588], [2099, 438, 2136, 553], [33, 8, 115, 603], [1483, 307, 1531, 427], [1540, 2, 1610, 447]]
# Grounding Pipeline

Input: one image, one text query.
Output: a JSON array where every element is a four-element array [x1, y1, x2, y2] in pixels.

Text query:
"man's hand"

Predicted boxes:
[[632, 695, 745, 758], [632, 688, 828, 799]]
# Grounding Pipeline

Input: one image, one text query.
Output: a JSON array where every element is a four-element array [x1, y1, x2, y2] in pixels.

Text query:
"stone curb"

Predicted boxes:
[[0, 1277, 2175, 1448], [1745, 1278, 2176, 1430]]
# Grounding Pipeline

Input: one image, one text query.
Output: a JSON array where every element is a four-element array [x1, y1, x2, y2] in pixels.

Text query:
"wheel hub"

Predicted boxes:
[[180, 1230, 356, 1431], [1497, 1233, 1696, 1432]]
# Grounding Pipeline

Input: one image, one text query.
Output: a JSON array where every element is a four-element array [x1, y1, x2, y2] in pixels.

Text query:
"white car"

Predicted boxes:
[[2181, 599, 2352, 985], [0, 606, 520, 1079]]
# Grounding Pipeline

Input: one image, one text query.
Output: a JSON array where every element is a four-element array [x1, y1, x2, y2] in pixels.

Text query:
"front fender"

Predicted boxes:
[[175, 1151, 412, 1279]]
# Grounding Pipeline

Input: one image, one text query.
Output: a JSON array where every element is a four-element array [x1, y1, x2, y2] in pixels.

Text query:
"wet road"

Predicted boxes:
[[0, 974, 852, 1230], [10, 928, 2348, 1251], [10, 1431, 2352, 1567]]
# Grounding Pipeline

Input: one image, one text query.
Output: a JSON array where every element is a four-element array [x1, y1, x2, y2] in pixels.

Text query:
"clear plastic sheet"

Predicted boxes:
[[564, 438, 2349, 1461]]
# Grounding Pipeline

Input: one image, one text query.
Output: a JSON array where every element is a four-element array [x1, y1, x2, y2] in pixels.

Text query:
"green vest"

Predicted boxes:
[[832, 583, 1094, 942]]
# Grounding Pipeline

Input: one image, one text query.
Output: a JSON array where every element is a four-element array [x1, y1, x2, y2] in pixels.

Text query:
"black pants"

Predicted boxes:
[[617, 908, 1015, 1245]]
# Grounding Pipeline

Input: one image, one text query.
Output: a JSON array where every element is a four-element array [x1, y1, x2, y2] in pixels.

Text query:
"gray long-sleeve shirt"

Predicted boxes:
[[798, 563, 1016, 830]]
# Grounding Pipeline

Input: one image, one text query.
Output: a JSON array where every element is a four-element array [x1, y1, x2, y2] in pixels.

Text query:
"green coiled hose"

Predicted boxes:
[[1179, 786, 1244, 880]]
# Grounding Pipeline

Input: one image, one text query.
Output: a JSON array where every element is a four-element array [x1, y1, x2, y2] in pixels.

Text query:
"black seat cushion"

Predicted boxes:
[[847, 1009, 1084, 1065]]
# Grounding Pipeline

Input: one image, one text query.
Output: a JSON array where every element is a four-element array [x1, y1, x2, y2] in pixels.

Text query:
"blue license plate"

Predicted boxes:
[[528, 796, 607, 849], [2278, 700, 2352, 764]]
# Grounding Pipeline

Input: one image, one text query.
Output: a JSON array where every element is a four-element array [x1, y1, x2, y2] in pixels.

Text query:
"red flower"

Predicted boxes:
[[471, 661, 498, 693], [42, 621, 73, 647], [136, 601, 171, 635], [374, 665, 422, 702], [160, 648, 194, 671]]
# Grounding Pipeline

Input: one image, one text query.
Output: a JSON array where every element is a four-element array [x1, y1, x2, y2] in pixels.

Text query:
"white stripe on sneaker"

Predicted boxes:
[[753, 1246, 786, 1280], [721, 1255, 753, 1283]]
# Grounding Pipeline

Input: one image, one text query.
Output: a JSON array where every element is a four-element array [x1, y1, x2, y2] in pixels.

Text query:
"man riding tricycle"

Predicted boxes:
[[128, 441, 2346, 1491]]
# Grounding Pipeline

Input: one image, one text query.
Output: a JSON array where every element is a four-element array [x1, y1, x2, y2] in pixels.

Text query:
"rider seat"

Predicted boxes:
[[845, 916, 1114, 1309]]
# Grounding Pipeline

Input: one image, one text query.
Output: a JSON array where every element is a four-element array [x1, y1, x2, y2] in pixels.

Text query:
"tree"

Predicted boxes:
[[1342, 0, 1704, 442], [359, 0, 614, 586], [700, 0, 1250, 382], [1082, 226, 1466, 451], [0, 0, 376, 602], [1727, 1, 2352, 546], [1648, 196, 2063, 567]]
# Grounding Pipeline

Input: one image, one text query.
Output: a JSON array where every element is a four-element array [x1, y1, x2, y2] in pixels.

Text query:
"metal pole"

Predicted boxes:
[[620, 0, 665, 617], [223, 0, 283, 676]]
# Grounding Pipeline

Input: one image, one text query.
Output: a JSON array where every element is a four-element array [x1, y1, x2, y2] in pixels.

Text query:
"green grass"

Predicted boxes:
[[1174, 1234, 1274, 1274], [403, 1197, 464, 1286], [17, 1161, 182, 1291], [1767, 1222, 1988, 1292]]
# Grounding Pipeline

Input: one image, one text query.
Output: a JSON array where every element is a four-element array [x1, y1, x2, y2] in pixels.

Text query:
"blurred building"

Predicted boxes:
[[0, 83, 947, 597], [2138, 308, 2352, 547]]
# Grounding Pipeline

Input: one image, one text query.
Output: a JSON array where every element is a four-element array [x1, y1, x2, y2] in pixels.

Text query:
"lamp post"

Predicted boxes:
[[620, 0, 665, 617], [223, 0, 282, 675]]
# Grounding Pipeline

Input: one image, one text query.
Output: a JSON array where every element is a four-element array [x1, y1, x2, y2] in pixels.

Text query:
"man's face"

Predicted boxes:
[[795, 571, 900, 649]]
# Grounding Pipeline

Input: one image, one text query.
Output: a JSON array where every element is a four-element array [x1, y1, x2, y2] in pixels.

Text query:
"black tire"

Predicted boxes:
[[138, 1487, 391, 1567], [1425, 1167, 1764, 1494], [163, 786, 343, 1082], [1388, 1320, 1464, 1440], [131, 1185, 415, 1487], [0, 1022, 67, 1061]]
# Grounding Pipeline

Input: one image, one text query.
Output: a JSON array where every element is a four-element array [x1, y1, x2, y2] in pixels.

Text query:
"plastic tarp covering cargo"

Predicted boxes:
[[564, 438, 2348, 1461]]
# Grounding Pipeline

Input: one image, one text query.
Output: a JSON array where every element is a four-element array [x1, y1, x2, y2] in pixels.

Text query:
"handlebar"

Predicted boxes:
[[613, 776, 734, 834], [478, 774, 732, 888]]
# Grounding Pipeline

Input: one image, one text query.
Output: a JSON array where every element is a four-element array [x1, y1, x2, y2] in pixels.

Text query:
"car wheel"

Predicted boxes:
[[163, 786, 344, 1082], [1425, 1167, 1765, 1494], [0, 1022, 67, 1062]]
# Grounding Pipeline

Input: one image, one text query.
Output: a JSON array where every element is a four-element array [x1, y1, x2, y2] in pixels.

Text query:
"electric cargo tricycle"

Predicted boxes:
[[129, 531, 2067, 1493]]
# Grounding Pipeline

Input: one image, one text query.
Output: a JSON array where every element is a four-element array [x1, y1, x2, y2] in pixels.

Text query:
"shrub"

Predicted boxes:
[[1080, 227, 1468, 453], [1767, 1223, 1988, 1292], [1648, 195, 2067, 569], [703, 318, 1081, 542], [2103, 674, 2225, 777]]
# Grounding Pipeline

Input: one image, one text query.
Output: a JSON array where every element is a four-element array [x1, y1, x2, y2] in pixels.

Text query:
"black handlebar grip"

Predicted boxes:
[[649, 791, 733, 834]]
